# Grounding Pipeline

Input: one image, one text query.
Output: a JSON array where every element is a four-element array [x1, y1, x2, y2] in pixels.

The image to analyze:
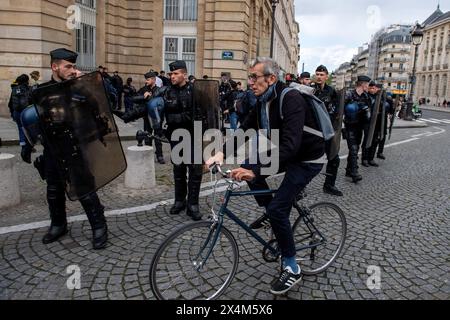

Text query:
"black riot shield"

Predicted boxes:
[[193, 80, 221, 154], [379, 91, 387, 141], [32, 72, 127, 201], [328, 89, 346, 160], [193, 80, 221, 130], [365, 90, 383, 149]]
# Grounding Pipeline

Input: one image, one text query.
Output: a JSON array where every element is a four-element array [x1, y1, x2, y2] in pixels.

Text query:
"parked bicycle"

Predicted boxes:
[[150, 164, 347, 300]]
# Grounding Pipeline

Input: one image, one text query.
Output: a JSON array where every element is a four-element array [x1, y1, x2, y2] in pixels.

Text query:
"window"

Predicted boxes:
[[75, 0, 96, 70], [165, 0, 197, 21], [164, 37, 196, 75], [76, 0, 96, 8]]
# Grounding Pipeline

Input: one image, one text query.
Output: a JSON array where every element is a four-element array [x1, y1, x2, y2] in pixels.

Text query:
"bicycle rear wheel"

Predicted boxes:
[[292, 202, 346, 275], [150, 221, 239, 300]]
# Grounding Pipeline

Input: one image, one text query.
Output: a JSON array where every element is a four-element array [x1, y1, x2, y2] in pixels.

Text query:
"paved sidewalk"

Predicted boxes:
[[1, 126, 449, 300]]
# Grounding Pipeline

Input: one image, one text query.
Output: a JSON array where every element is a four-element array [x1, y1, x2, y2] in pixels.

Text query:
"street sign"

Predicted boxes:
[[222, 51, 234, 60]]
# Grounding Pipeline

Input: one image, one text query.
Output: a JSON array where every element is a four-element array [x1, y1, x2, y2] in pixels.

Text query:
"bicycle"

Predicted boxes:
[[150, 164, 347, 300]]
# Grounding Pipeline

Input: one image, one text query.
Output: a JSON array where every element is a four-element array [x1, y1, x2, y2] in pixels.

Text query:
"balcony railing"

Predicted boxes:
[[428, 66, 434, 71], [383, 67, 407, 72], [385, 77, 408, 83], [435, 65, 441, 70], [443, 63, 449, 70], [384, 57, 408, 63], [380, 48, 410, 54]]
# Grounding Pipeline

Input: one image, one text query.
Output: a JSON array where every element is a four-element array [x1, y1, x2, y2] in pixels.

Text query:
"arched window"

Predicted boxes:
[[427, 75, 433, 96], [434, 75, 440, 97]]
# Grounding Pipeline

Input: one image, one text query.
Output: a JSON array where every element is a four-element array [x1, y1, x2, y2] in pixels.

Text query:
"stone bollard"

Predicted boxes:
[[0, 154, 21, 209], [124, 146, 156, 189]]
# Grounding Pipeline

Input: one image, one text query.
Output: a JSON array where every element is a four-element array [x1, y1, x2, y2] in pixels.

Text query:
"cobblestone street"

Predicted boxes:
[[1, 117, 449, 300]]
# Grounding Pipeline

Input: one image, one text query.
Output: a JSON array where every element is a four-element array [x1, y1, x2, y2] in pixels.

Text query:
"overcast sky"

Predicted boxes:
[[294, 0, 448, 74]]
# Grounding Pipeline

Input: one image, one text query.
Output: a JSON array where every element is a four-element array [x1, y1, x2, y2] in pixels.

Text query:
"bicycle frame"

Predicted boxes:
[[197, 186, 328, 268]]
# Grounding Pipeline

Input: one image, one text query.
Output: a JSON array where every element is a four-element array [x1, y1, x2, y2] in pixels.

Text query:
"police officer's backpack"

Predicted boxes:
[[11, 85, 32, 113]]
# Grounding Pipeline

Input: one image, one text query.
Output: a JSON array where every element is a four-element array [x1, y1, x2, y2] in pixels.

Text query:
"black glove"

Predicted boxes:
[[33, 155, 46, 180], [20, 145, 32, 164]]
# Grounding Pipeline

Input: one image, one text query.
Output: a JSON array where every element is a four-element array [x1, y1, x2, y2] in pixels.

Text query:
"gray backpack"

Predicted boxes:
[[279, 84, 335, 141]]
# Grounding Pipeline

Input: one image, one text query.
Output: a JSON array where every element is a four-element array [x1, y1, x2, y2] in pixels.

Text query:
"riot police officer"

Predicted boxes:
[[313, 65, 343, 196], [22, 48, 108, 249], [363, 82, 383, 167], [344, 75, 372, 183], [376, 95, 395, 160], [165, 60, 204, 221]]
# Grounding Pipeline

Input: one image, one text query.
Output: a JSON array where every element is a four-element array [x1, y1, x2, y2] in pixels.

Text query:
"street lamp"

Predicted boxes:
[[270, 0, 280, 58], [405, 22, 424, 121]]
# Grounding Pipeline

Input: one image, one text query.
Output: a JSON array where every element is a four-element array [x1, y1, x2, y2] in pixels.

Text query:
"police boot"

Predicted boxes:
[[377, 154, 386, 160], [81, 193, 108, 250], [323, 158, 343, 196], [43, 185, 68, 244], [368, 160, 379, 167], [170, 165, 187, 215], [186, 166, 203, 221], [362, 160, 370, 167], [323, 185, 344, 197]]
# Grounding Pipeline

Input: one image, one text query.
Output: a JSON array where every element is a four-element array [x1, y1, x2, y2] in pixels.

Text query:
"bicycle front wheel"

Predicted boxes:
[[293, 202, 347, 275], [150, 221, 239, 300]]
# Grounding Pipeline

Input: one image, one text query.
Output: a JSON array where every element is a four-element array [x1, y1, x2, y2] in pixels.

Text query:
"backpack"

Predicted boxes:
[[11, 84, 32, 113], [279, 84, 335, 141], [233, 91, 246, 115]]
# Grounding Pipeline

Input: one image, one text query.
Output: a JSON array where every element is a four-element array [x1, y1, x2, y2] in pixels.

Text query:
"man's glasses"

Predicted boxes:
[[248, 73, 270, 82]]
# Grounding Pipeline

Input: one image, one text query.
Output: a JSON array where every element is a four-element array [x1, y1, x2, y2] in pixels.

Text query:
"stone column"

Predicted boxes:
[[124, 146, 156, 189], [0, 154, 21, 209]]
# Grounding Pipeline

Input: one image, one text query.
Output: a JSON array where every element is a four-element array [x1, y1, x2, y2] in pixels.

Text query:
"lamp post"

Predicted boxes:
[[405, 22, 424, 121], [270, 0, 279, 58]]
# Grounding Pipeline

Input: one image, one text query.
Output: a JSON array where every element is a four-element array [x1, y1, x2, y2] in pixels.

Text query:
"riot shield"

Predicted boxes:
[[379, 91, 387, 141], [32, 71, 127, 201], [328, 89, 346, 160], [365, 90, 383, 149], [193, 80, 221, 157], [193, 80, 221, 131]]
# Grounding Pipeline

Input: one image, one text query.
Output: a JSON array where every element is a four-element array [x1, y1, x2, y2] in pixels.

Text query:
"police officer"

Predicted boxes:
[[313, 65, 343, 196], [344, 75, 372, 183], [165, 60, 203, 221], [24, 48, 108, 249], [363, 82, 383, 167], [376, 94, 395, 160]]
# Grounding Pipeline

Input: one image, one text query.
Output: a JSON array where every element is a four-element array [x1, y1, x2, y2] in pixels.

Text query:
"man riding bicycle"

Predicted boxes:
[[206, 57, 326, 295]]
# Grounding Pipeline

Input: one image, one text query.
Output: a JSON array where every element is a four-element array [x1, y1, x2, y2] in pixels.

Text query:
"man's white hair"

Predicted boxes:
[[250, 57, 280, 77]]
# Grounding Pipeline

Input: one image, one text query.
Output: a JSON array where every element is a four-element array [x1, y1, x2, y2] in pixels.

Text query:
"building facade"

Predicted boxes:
[[0, 0, 300, 116], [377, 26, 412, 96], [334, 24, 412, 97], [413, 7, 450, 105]]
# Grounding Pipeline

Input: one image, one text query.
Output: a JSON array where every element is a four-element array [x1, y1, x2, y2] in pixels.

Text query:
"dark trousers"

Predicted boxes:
[[242, 162, 323, 258], [117, 90, 123, 109], [361, 123, 371, 161], [377, 135, 386, 156], [345, 125, 363, 175], [169, 138, 203, 206], [324, 140, 340, 187], [43, 149, 106, 229], [144, 115, 163, 157]]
